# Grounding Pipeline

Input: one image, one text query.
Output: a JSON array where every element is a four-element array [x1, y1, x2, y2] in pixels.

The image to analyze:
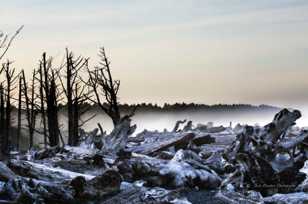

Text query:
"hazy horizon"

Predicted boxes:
[[1, 0, 308, 110]]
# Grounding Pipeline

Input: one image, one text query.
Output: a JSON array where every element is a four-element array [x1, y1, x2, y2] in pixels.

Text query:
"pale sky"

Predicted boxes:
[[1, 0, 308, 107]]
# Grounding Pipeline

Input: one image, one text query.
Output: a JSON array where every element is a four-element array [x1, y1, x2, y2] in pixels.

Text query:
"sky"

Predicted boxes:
[[1, 0, 308, 109]]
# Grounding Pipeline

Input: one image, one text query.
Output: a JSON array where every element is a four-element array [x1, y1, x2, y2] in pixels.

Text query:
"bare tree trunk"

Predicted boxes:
[[16, 76, 22, 150], [5, 75, 11, 152], [42, 53, 60, 147], [30, 71, 37, 148], [21, 70, 35, 149], [47, 72, 60, 147], [39, 64, 47, 148], [73, 84, 79, 145], [3, 61, 15, 153], [59, 50, 89, 146], [66, 51, 74, 146], [0, 84, 5, 153]]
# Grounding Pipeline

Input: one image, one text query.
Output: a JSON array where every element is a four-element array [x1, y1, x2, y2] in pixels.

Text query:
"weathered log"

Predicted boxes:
[[215, 190, 262, 204], [0, 177, 75, 204], [34, 146, 66, 160], [9, 170, 121, 203], [204, 126, 226, 133], [70, 169, 122, 200], [102, 183, 185, 204], [101, 183, 145, 204], [8, 160, 95, 182], [102, 117, 136, 155], [203, 151, 228, 174], [156, 151, 175, 160], [0, 162, 16, 182], [263, 192, 308, 204], [128, 132, 195, 155], [192, 134, 216, 146], [194, 124, 226, 133], [54, 158, 107, 175], [1, 160, 122, 203], [117, 152, 221, 189]]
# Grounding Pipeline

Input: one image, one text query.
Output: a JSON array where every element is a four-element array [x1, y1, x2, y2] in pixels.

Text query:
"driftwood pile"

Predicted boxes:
[[222, 109, 307, 196], [0, 109, 308, 203]]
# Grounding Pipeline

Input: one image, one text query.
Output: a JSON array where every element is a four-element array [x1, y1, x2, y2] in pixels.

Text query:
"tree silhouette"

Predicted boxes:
[[86, 47, 135, 127], [58, 49, 91, 146], [0, 61, 18, 153]]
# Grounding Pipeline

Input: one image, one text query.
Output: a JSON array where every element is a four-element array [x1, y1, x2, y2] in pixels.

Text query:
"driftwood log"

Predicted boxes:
[[0, 162, 16, 182], [33, 146, 67, 160], [0, 160, 122, 203], [101, 117, 136, 156], [128, 132, 195, 155], [117, 151, 221, 189], [8, 160, 95, 182], [127, 127, 216, 156], [102, 183, 185, 204]]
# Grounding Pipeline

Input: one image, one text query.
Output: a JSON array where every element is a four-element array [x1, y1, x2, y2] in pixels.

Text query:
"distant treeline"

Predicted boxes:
[[56, 103, 280, 113]]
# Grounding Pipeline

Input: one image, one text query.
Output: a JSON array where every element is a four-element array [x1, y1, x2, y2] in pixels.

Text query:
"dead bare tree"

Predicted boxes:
[[0, 61, 18, 153], [16, 76, 22, 150], [59, 49, 91, 146], [86, 47, 135, 127], [29, 71, 38, 147], [21, 70, 39, 149], [49, 72, 61, 147], [40, 53, 61, 147], [84, 47, 137, 155], [38, 63, 47, 148], [0, 26, 23, 153]]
